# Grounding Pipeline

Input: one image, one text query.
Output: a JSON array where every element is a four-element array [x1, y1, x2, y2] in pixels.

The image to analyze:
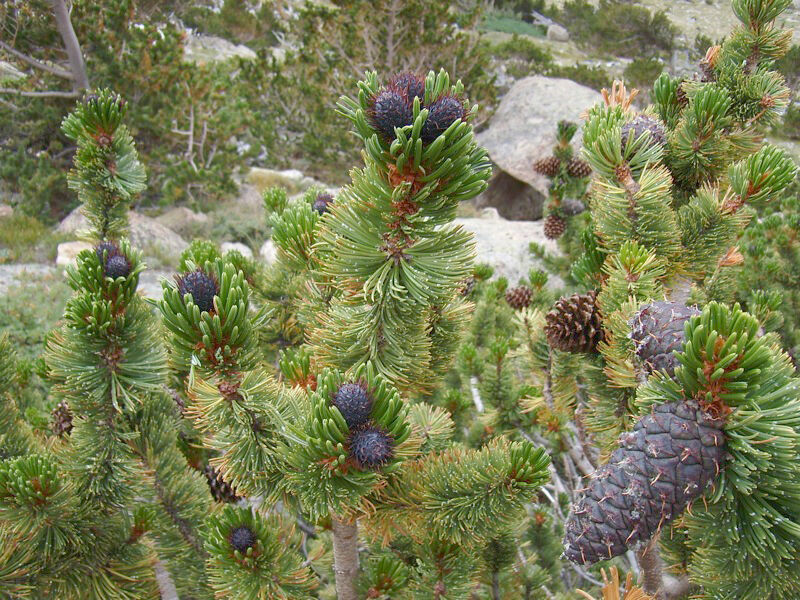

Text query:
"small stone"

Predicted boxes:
[[546, 24, 570, 42], [56, 241, 93, 266], [221, 242, 253, 259]]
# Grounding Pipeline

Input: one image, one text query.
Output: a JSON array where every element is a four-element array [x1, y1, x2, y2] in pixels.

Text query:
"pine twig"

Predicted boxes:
[[636, 534, 664, 600]]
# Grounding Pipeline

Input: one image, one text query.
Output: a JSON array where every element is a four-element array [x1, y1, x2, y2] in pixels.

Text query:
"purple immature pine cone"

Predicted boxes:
[[563, 401, 726, 565], [369, 87, 414, 141], [629, 301, 701, 378], [312, 192, 334, 215], [620, 115, 667, 153], [332, 382, 373, 429], [420, 96, 466, 144], [349, 426, 394, 470], [229, 525, 257, 553], [104, 254, 131, 279], [176, 269, 219, 314], [389, 72, 426, 103]]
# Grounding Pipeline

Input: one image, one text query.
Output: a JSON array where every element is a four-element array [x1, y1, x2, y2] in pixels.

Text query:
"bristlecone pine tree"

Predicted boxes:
[[514, 1, 800, 598], [158, 69, 551, 599], [0, 91, 212, 598]]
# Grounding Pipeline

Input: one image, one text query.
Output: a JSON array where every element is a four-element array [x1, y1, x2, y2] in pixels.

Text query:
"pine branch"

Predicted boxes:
[[0, 40, 74, 79]]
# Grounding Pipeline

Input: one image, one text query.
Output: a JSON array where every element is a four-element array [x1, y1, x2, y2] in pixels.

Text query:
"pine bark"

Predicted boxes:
[[331, 515, 360, 600]]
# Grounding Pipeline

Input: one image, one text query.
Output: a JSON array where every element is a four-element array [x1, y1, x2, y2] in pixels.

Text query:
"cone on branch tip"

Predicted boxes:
[[332, 382, 373, 429], [389, 72, 425, 102], [534, 156, 561, 177], [544, 213, 567, 240], [175, 269, 219, 314], [348, 425, 394, 470], [545, 291, 604, 353], [620, 115, 667, 152], [369, 73, 465, 144], [563, 401, 726, 565], [368, 88, 413, 142], [104, 254, 131, 279], [421, 95, 466, 144], [505, 285, 533, 310], [629, 302, 700, 378], [230, 525, 257, 553]]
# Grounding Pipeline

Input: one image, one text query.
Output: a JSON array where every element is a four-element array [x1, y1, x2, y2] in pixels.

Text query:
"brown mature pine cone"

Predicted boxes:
[[629, 301, 700, 378], [543, 214, 567, 240], [544, 290, 604, 353], [505, 285, 533, 310], [51, 401, 73, 437], [566, 157, 592, 178], [533, 156, 561, 177], [459, 276, 476, 297], [563, 401, 726, 565], [203, 465, 240, 503]]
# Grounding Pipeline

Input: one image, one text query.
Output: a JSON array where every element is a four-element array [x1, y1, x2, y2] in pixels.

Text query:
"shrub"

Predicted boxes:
[[623, 57, 665, 95], [550, 63, 612, 91], [556, 0, 677, 58]]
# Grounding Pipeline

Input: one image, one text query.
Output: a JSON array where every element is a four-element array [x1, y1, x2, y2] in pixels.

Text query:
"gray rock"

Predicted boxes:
[[455, 211, 562, 287], [56, 241, 92, 266], [474, 170, 546, 221], [475, 76, 601, 220], [155, 207, 209, 238], [246, 167, 323, 196], [0, 204, 12, 218], [138, 269, 171, 299], [260, 240, 277, 263], [57, 209, 187, 259], [222, 242, 254, 259], [184, 34, 256, 65], [546, 24, 570, 42]]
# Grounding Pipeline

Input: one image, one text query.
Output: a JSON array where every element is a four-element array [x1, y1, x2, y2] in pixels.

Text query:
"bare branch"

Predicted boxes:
[[50, 0, 89, 91], [0, 87, 79, 98], [0, 40, 73, 79]]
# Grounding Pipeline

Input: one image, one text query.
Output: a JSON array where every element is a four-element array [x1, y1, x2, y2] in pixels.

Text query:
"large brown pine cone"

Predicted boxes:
[[543, 214, 567, 240], [563, 401, 726, 565], [545, 291, 604, 353], [629, 301, 700, 377], [534, 156, 561, 177], [505, 286, 533, 310]]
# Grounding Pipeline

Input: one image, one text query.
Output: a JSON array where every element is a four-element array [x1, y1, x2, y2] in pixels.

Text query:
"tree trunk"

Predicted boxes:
[[636, 534, 664, 600], [51, 0, 89, 92], [331, 514, 359, 600]]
